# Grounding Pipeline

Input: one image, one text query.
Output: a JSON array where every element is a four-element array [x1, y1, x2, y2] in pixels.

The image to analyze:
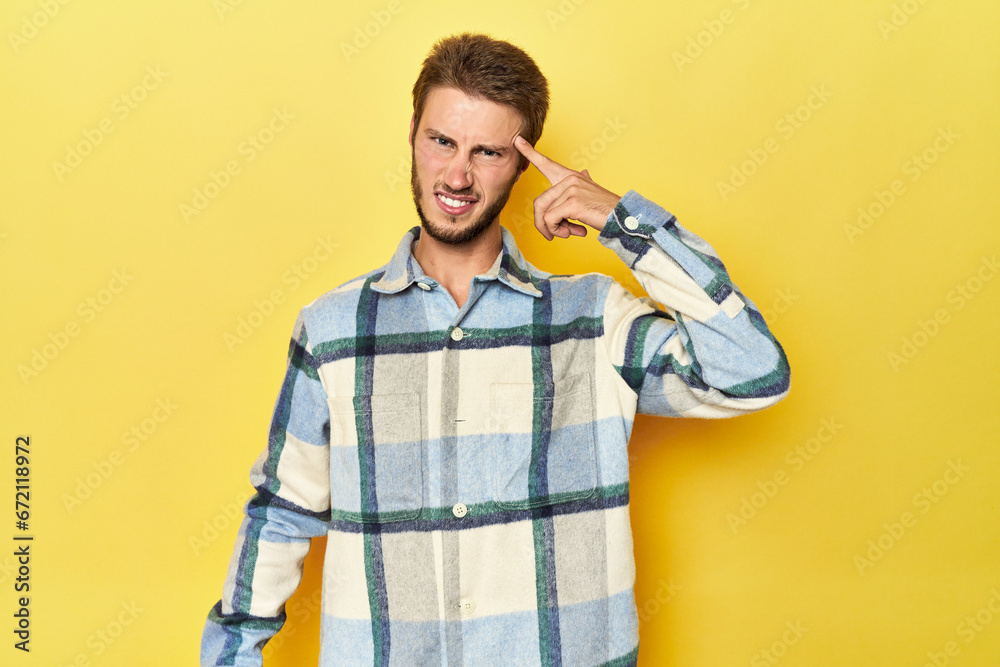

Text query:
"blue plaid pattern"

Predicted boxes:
[[201, 190, 790, 666]]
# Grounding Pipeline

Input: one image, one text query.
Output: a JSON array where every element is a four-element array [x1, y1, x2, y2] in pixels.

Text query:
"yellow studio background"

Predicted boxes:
[[1, 0, 998, 664]]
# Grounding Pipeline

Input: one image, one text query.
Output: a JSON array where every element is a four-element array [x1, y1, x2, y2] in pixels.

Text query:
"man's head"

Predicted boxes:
[[411, 33, 549, 170], [408, 33, 549, 245]]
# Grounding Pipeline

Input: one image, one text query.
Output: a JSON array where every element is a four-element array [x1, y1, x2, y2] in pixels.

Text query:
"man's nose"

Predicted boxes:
[[444, 154, 474, 190]]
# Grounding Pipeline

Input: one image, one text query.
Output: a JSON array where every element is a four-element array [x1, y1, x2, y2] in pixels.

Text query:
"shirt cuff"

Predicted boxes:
[[598, 189, 679, 272], [597, 189, 746, 320], [599, 189, 662, 243]]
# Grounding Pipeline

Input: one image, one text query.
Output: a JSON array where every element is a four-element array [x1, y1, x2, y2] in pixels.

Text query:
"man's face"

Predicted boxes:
[[409, 86, 526, 245]]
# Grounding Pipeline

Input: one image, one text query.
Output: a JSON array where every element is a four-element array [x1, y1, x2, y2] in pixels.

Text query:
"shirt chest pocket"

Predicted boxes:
[[489, 372, 599, 509], [327, 392, 423, 523]]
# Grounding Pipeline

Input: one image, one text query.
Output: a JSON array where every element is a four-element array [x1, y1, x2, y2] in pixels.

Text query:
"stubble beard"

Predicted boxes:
[[410, 148, 518, 245]]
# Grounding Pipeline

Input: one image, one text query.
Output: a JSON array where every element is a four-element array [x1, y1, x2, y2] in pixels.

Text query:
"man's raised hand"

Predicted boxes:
[[514, 135, 621, 241]]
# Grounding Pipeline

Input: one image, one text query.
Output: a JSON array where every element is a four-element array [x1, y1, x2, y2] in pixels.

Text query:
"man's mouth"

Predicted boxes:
[[435, 192, 478, 215]]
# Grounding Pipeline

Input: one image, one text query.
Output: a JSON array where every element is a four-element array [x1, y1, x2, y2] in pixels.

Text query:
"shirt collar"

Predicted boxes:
[[370, 225, 543, 298]]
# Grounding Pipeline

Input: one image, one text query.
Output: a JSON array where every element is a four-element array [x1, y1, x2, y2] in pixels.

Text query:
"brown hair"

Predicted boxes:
[[411, 33, 549, 169]]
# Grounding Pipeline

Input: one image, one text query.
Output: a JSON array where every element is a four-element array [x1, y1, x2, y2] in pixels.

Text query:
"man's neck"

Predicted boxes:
[[412, 223, 503, 309]]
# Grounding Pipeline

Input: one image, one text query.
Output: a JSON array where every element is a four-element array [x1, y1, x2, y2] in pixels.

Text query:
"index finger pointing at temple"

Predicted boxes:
[[514, 136, 575, 185]]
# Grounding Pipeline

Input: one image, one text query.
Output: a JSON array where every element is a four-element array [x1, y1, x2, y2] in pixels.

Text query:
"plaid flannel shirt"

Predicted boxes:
[[201, 190, 791, 666]]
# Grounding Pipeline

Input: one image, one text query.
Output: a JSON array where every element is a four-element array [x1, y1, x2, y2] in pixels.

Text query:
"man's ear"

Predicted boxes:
[[514, 155, 530, 182], [408, 114, 415, 147]]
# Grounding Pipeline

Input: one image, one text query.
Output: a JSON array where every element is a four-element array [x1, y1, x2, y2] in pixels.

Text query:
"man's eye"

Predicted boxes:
[[481, 150, 498, 157], [434, 137, 450, 146]]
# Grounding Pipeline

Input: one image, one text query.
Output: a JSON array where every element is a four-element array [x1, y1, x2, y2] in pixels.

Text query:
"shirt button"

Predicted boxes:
[[460, 598, 475, 616], [416, 282, 431, 291], [623, 216, 640, 230], [450, 327, 464, 341], [452, 502, 467, 518]]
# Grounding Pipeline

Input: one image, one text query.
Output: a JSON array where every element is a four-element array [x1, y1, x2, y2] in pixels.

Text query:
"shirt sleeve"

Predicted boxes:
[[201, 308, 331, 666], [598, 190, 790, 418]]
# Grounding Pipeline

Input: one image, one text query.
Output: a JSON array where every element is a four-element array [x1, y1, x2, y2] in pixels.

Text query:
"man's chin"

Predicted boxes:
[[417, 206, 495, 246]]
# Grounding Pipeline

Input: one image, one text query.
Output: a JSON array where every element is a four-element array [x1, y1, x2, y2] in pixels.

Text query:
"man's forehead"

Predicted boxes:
[[419, 86, 522, 140]]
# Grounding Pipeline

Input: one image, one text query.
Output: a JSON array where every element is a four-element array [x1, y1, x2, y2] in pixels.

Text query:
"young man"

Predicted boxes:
[[202, 33, 790, 666]]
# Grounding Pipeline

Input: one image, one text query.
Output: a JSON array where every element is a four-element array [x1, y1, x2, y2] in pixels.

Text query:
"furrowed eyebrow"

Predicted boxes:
[[473, 143, 508, 155], [425, 128, 451, 141], [424, 129, 507, 155]]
